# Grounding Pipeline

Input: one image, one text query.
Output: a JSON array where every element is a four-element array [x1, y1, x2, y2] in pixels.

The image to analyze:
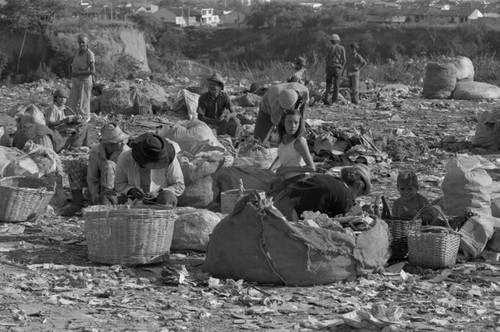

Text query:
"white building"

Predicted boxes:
[[200, 8, 220, 26]]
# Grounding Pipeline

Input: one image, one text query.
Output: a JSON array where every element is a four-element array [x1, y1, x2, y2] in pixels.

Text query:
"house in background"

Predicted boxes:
[[200, 8, 220, 26], [220, 10, 246, 27], [131, 3, 159, 14], [154, 8, 177, 24]]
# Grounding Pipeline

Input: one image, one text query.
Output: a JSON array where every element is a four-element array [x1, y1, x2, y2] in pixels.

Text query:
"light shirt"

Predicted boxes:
[[114, 149, 185, 197], [71, 49, 95, 83], [278, 137, 307, 180], [259, 82, 309, 125]]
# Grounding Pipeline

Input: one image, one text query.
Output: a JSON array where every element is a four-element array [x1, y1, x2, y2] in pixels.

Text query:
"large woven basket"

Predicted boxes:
[[408, 218, 461, 269], [0, 176, 55, 222], [83, 205, 176, 265]]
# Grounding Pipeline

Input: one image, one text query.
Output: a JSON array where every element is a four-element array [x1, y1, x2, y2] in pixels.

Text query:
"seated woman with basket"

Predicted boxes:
[[113, 133, 185, 208]]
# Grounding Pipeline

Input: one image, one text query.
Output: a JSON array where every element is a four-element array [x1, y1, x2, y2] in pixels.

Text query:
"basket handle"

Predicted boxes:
[[239, 178, 245, 196]]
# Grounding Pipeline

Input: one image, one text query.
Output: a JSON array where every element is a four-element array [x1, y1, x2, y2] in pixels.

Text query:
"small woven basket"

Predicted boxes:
[[0, 176, 55, 222], [408, 209, 461, 268], [83, 205, 176, 265], [221, 180, 265, 214]]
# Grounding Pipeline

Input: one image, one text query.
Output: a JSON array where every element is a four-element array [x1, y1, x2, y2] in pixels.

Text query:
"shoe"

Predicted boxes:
[[324, 101, 332, 106], [59, 203, 83, 217]]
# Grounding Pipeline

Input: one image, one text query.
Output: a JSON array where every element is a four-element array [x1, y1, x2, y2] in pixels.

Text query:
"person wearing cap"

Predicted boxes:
[[287, 57, 310, 85], [346, 42, 368, 104], [67, 33, 95, 122], [59, 123, 130, 216], [87, 123, 131, 205], [324, 33, 346, 105], [197, 73, 241, 137], [254, 82, 309, 142], [114, 132, 185, 208], [274, 164, 371, 221], [45, 87, 89, 149]]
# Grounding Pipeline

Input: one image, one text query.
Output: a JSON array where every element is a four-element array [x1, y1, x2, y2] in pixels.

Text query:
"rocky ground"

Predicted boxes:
[[1, 78, 500, 332]]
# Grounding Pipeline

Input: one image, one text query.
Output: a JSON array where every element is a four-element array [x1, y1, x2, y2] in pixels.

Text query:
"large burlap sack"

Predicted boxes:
[[160, 119, 223, 152], [472, 108, 500, 149], [0, 146, 39, 177], [98, 83, 135, 115], [453, 56, 474, 82], [453, 81, 500, 100], [211, 165, 278, 203], [171, 208, 221, 251], [459, 213, 495, 257], [442, 156, 494, 217], [173, 89, 199, 120], [232, 93, 262, 107], [236, 138, 278, 169], [177, 150, 234, 208], [203, 193, 389, 286], [422, 62, 457, 99], [491, 181, 500, 218]]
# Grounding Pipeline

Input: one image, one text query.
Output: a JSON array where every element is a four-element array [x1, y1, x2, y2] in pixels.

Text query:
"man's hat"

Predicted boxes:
[[53, 87, 69, 99], [100, 123, 129, 144], [131, 133, 175, 169], [354, 163, 371, 195], [295, 57, 307, 66], [331, 34, 340, 42], [207, 72, 225, 90], [278, 89, 298, 110]]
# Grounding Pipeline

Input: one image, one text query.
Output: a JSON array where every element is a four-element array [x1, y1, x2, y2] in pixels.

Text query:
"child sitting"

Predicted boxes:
[[392, 171, 431, 222]]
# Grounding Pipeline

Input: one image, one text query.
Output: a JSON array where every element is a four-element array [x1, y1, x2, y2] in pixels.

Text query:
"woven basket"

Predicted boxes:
[[221, 189, 265, 214], [385, 218, 422, 261], [408, 210, 461, 268], [0, 176, 55, 222], [83, 205, 176, 265]]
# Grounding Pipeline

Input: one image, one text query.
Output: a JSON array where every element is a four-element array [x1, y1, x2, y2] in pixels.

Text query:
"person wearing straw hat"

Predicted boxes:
[[198, 72, 241, 138], [253, 82, 309, 142], [60, 123, 130, 216], [274, 164, 371, 221], [114, 132, 185, 208], [287, 57, 310, 86], [324, 33, 346, 106], [45, 87, 89, 149]]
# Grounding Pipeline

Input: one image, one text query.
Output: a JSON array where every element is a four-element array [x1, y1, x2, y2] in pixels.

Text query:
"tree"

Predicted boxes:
[[0, 0, 69, 74]]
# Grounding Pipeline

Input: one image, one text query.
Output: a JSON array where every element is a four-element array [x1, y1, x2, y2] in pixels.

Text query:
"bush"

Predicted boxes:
[[473, 52, 500, 85]]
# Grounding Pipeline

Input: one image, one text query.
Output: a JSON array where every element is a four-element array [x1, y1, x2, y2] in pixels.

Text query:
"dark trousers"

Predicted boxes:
[[324, 66, 343, 103], [253, 110, 274, 142], [217, 117, 241, 138], [349, 71, 360, 104]]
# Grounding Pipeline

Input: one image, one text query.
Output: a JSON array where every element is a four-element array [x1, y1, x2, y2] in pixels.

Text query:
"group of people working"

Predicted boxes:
[[7, 31, 430, 223]]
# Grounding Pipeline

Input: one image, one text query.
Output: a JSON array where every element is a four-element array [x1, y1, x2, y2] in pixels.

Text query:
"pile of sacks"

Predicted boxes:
[[423, 56, 500, 100]]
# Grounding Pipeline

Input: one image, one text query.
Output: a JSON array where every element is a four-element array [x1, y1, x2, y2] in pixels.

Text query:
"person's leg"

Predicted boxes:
[[253, 111, 273, 142], [70, 123, 89, 148], [98, 189, 128, 205], [332, 68, 341, 103], [225, 117, 241, 138], [324, 67, 334, 105], [60, 159, 87, 216], [81, 81, 92, 119], [351, 71, 360, 104], [67, 78, 82, 114]]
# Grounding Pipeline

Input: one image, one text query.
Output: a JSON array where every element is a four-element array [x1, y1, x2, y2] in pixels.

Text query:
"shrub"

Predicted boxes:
[[473, 52, 500, 85]]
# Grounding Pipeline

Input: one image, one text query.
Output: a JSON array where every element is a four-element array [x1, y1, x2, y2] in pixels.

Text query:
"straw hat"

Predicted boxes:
[[131, 133, 175, 169], [295, 57, 307, 66], [331, 34, 340, 42], [278, 89, 298, 110], [207, 72, 225, 90], [100, 123, 129, 144], [53, 87, 69, 99]]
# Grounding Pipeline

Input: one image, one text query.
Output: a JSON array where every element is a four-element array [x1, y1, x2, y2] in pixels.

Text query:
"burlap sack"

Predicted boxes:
[[453, 81, 500, 100], [422, 62, 457, 99], [160, 119, 223, 152], [203, 193, 389, 286], [453, 56, 474, 82]]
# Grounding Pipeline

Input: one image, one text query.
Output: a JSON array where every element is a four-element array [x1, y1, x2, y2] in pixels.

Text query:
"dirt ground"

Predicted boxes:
[[1, 81, 500, 331]]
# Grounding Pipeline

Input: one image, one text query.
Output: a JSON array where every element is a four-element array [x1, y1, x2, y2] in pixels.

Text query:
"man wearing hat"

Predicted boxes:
[[114, 132, 184, 208], [45, 87, 89, 149], [87, 123, 130, 205], [197, 73, 241, 138], [324, 33, 346, 106], [254, 82, 309, 142], [346, 42, 368, 104], [60, 123, 130, 216], [274, 164, 371, 220], [287, 57, 310, 85]]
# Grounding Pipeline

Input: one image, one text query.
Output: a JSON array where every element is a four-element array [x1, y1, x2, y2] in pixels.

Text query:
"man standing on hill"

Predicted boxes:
[[323, 34, 346, 106]]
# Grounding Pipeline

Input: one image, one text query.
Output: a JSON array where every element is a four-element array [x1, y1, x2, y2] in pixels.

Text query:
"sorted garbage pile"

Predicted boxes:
[[3, 71, 500, 331]]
